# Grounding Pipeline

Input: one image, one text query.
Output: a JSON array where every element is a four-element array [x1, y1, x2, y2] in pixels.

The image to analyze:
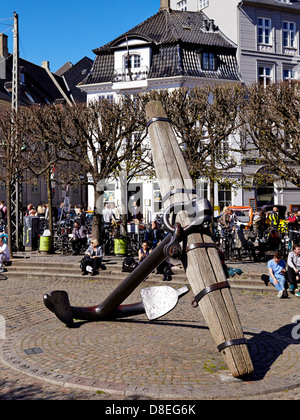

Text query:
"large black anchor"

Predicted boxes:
[[43, 195, 213, 327]]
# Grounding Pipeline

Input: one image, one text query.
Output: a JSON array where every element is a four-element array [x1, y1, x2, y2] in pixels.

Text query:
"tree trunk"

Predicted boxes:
[[119, 171, 127, 238], [92, 186, 102, 242], [46, 172, 54, 253], [145, 101, 253, 378], [5, 179, 13, 260]]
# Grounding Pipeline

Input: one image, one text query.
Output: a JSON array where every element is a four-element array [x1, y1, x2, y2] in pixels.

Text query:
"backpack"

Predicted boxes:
[[122, 256, 138, 273]]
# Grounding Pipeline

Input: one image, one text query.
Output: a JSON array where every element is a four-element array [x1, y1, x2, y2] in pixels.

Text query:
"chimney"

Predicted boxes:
[[42, 60, 50, 70], [0, 33, 8, 80], [209, 19, 215, 32], [160, 0, 170, 11], [0, 33, 8, 59]]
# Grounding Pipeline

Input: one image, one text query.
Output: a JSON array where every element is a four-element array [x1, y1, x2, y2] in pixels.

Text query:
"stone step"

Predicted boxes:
[[7, 257, 270, 292], [5, 269, 270, 292]]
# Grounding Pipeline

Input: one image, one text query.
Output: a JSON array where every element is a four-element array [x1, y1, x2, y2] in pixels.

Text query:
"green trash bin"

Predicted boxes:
[[114, 238, 127, 256], [39, 236, 52, 253]]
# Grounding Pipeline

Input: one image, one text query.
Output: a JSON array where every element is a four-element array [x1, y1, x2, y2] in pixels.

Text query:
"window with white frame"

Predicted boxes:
[[199, 0, 210, 9], [257, 17, 272, 50], [283, 67, 294, 80], [98, 94, 114, 102], [197, 181, 208, 200], [177, 0, 187, 11], [153, 183, 162, 213], [218, 183, 232, 209], [258, 65, 273, 87], [124, 54, 141, 69], [283, 21, 296, 51], [215, 137, 230, 161]]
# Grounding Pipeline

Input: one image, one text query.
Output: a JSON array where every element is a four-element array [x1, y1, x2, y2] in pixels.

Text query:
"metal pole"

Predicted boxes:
[[11, 11, 23, 251]]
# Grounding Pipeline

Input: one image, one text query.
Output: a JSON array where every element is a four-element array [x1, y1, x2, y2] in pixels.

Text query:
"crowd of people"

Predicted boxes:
[[217, 205, 300, 299], [3, 197, 300, 288], [219, 206, 300, 235], [218, 205, 300, 259]]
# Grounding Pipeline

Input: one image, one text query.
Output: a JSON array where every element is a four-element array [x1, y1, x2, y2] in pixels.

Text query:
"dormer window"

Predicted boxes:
[[20, 72, 25, 85], [201, 52, 217, 71]]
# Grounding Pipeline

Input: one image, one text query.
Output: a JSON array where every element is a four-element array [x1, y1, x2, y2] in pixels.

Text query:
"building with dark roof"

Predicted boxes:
[[0, 33, 72, 109], [57, 56, 93, 103], [183, 0, 300, 85], [78, 0, 244, 216], [0, 34, 87, 209], [180, 0, 300, 208], [79, 0, 242, 102]]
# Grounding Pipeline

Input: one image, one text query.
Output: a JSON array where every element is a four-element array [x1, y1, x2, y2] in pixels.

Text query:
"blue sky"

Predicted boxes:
[[0, 0, 159, 73]]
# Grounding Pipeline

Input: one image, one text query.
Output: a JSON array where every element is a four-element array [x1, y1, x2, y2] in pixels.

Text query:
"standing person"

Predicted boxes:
[[111, 204, 120, 222], [57, 203, 66, 221], [37, 203, 46, 218], [0, 201, 7, 223], [71, 222, 88, 255], [0, 237, 9, 272], [287, 244, 300, 295], [132, 201, 141, 224], [269, 207, 280, 231], [25, 204, 33, 216], [219, 207, 231, 230], [267, 252, 288, 298], [102, 204, 112, 225], [77, 205, 86, 226]]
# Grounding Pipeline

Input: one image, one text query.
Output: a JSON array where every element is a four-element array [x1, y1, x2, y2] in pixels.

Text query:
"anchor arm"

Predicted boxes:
[[44, 234, 174, 324]]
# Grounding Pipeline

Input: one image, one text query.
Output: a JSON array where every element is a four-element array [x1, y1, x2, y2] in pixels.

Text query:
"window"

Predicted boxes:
[[103, 184, 116, 206], [283, 67, 293, 80], [258, 18, 272, 49], [283, 21, 296, 50], [201, 52, 217, 70], [197, 181, 208, 200], [125, 54, 141, 69], [218, 184, 232, 209], [98, 94, 114, 102], [153, 183, 162, 213], [199, 0, 210, 9], [177, 0, 187, 11], [258, 65, 273, 87], [277, 0, 291, 3], [215, 138, 230, 161], [20, 72, 25, 85]]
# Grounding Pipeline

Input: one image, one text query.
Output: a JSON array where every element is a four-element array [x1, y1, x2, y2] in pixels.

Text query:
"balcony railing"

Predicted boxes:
[[112, 66, 149, 83]]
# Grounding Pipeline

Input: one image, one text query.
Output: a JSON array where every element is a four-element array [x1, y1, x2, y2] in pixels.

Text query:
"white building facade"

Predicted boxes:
[[79, 0, 246, 220], [169, 0, 300, 210]]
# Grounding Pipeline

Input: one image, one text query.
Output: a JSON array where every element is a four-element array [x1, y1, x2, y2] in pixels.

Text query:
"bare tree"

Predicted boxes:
[[18, 104, 74, 248], [143, 84, 247, 211], [59, 97, 148, 240], [242, 81, 300, 188]]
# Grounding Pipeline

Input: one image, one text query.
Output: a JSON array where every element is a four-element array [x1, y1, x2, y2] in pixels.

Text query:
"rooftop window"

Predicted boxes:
[[200, 52, 217, 71]]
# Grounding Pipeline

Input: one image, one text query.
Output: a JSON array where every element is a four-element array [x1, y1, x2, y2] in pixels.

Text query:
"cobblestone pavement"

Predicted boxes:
[[2, 252, 300, 400]]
